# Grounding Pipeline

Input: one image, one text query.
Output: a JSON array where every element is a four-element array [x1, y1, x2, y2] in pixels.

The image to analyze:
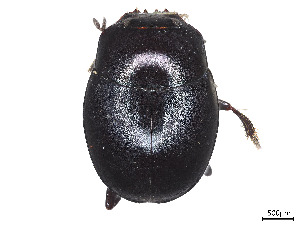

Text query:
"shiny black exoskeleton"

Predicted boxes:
[[83, 9, 260, 210]]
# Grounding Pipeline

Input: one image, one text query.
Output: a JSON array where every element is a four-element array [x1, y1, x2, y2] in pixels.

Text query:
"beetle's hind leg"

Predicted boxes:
[[105, 188, 121, 210], [218, 99, 261, 149], [204, 164, 212, 176]]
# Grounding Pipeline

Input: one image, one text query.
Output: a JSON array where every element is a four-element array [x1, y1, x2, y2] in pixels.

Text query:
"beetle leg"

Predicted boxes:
[[88, 59, 96, 73], [218, 99, 261, 149], [204, 164, 212, 176], [105, 188, 121, 210]]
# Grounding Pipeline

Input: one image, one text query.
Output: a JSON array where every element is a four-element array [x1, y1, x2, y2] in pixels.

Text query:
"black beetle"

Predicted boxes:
[[83, 9, 260, 210]]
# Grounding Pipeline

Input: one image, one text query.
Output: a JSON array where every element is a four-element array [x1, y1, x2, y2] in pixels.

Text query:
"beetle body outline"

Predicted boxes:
[[83, 10, 260, 210]]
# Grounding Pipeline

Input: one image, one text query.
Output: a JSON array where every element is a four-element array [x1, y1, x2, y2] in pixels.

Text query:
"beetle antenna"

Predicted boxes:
[[93, 17, 106, 31], [218, 99, 261, 149]]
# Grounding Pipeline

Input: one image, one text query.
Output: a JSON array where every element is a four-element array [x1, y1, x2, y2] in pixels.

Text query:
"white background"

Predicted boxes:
[[1, 0, 299, 224]]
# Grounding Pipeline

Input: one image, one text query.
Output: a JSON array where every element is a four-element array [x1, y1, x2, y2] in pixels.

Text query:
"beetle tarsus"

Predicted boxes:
[[204, 164, 212, 176], [218, 99, 261, 149], [105, 188, 121, 210]]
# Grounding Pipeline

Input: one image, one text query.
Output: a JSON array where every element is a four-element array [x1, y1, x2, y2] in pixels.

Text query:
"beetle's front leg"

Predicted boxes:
[[105, 188, 121, 210], [88, 59, 95, 73], [218, 99, 261, 149]]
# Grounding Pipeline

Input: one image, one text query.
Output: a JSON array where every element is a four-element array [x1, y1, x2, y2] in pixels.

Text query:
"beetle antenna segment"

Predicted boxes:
[[105, 188, 121, 210], [93, 17, 106, 31], [218, 99, 261, 149], [101, 17, 107, 31]]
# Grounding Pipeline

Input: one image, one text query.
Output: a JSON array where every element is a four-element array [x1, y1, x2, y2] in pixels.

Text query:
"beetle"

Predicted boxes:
[[83, 9, 260, 210]]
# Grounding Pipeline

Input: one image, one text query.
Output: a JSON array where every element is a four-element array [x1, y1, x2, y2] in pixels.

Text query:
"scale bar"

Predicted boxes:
[[262, 217, 294, 221]]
